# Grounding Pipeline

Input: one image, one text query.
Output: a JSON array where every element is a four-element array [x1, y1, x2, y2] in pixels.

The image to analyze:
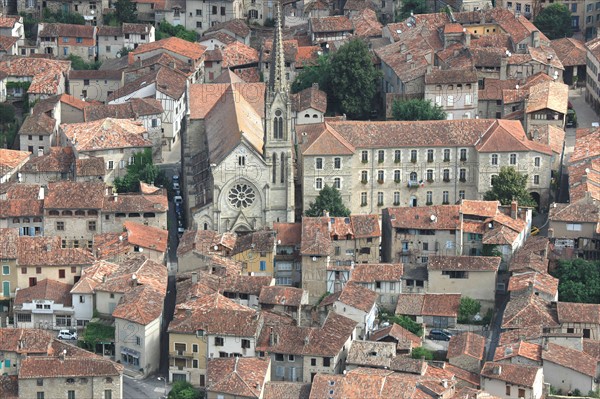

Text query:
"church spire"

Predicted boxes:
[[269, 2, 287, 93]]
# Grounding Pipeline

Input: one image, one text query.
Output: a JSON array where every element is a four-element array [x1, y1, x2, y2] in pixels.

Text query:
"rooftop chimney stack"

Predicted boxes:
[[511, 201, 518, 219], [191, 272, 198, 284]]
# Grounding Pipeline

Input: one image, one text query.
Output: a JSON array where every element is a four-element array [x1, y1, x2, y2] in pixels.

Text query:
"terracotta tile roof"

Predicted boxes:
[[369, 323, 422, 348], [570, 128, 600, 164], [94, 255, 168, 295], [587, 36, 600, 60], [112, 283, 165, 324], [298, 122, 355, 156], [303, 312, 358, 356], [0, 149, 29, 171], [387, 205, 460, 230], [273, 223, 301, 246], [123, 221, 168, 253], [70, 260, 119, 294], [478, 78, 519, 101], [0, 15, 19, 28], [332, 282, 378, 313], [231, 229, 275, 255], [300, 216, 332, 255], [45, 181, 105, 209], [0, 197, 43, 218], [447, 332, 485, 360], [296, 45, 321, 66], [425, 68, 477, 85], [480, 362, 540, 387], [543, 342, 598, 377], [428, 256, 500, 272], [130, 36, 206, 61], [494, 340, 542, 362], [18, 236, 94, 266], [188, 81, 265, 163], [525, 81, 569, 114], [225, 274, 273, 296], [531, 124, 565, 155], [557, 302, 600, 324], [396, 293, 461, 317], [169, 292, 260, 336], [444, 365, 481, 387], [351, 263, 403, 282], [201, 31, 237, 46], [583, 339, 600, 360], [0, 328, 54, 353], [259, 286, 306, 307], [0, 35, 18, 52], [75, 157, 105, 177], [0, 228, 19, 258], [502, 291, 559, 329], [39, 23, 95, 38], [19, 112, 56, 135], [222, 41, 259, 68], [498, 326, 545, 346], [176, 229, 235, 256], [351, 9, 383, 38], [21, 147, 73, 174], [102, 190, 168, 214], [263, 382, 311, 399], [15, 278, 73, 306], [109, 66, 188, 101], [19, 356, 122, 378], [476, 119, 553, 155], [346, 340, 396, 368], [61, 118, 151, 152], [292, 84, 327, 113], [0, 57, 70, 95], [508, 272, 558, 297], [68, 69, 122, 81], [256, 321, 311, 355], [310, 16, 354, 33], [205, 19, 250, 38], [551, 38, 586, 67], [207, 357, 269, 398], [0, 375, 18, 399]]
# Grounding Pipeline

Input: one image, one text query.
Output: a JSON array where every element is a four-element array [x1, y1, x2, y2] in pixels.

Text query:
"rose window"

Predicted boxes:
[[227, 184, 256, 208]]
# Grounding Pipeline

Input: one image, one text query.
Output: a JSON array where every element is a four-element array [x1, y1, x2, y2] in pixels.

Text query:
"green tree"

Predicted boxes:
[[391, 98, 447, 121], [411, 346, 434, 360], [550, 258, 600, 303], [0, 103, 17, 148], [68, 54, 102, 70], [305, 185, 351, 217], [458, 297, 481, 324], [114, 0, 138, 23], [395, 0, 429, 22], [385, 315, 423, 337], [168, 381, 203, 399], [113, 148, 167, 193], [0, 103, 15, 125], [534, 3, 573, 39], [483, 166, 537, 207], [328, 39, 381, 119], [156, 21, 198, 42], [291, 55, 331, 95]]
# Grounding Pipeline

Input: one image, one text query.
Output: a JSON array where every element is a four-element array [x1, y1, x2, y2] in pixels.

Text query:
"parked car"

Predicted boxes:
[[174, 196, 183, 204], [178, 227, 185, 236], [530, 226, 540, 236], [566, 109, 577, 128], [173, 182, 180, 190], [428, 329, 453, 341], [172, 175, 179, 182], [57, 329, 77, 340]]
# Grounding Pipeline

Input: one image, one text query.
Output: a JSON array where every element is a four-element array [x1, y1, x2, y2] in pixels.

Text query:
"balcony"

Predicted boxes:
[[169, 350, 195, 358], [407, 180, 421, 188]]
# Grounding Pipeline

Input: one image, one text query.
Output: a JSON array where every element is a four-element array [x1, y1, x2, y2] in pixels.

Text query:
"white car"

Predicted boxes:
[[57, 329, 77, 340], [173, 182, 180, 190], [174, 196, 183, 204]]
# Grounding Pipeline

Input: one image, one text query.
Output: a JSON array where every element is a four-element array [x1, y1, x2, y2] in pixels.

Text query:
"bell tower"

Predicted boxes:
[[264, 1, 294, 223]]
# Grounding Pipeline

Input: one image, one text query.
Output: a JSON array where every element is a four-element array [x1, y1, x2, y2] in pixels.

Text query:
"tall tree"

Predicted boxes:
[[113, 0, 138, 23], [533, 3, 573, 39], [113, 148, 167, 193], [328, 39, 381, 119], [291, 55, 331, 94], [168, 381, 203, 399], [306, 185, 351, 217], [391, 99, 447, 121], [550, 258, 600, 303], [395, 0, 429, 22], [483, 166, 537, 207]]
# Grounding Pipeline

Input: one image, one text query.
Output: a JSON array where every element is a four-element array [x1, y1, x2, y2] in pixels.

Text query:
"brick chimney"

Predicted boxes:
[[510, 201, 518, 219]]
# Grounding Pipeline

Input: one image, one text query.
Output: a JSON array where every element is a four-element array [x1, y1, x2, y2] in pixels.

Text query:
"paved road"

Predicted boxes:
[[124, 374, 169, 399], [565, 88, 599, 161]]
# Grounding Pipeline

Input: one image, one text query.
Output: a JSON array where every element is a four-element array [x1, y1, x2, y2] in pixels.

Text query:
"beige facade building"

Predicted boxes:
[[299, 119, 553, 216]]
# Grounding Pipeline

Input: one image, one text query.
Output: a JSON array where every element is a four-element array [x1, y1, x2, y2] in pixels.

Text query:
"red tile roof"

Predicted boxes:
[[123, 221, 168, 253], [112, 283, 165, 325], [207, 357, 269, 398], [0, 57, 70, 96], [447, 332, 485, 360], [351, 263, 403, 283], [480, 362, 541, 387], [45, 181, 105, 209], [557, 302, 600, 324], [507, 271, 558, 297], [551, 38, 586, 67], [15, 279, 73, 306], [328, 282, 378, 313], [310, 16, 354, 33], [428, 256, 500, 272], [205, 19, 251, 38], [369, 323, 422, 348], [39, 23, 95, 38], [61, 118, 151, 152], [273, 222, 301, 245], [263, 382, 311, 399], [18, 236, 94, 266], [19, 356, 122, 378], [542, 342, 598, 377], [502, 292, 559, 329], [130, 36, 206, 61], [494, 340, 542, 362], [259, 286, 306, 307], [396, 293, 461, 317]]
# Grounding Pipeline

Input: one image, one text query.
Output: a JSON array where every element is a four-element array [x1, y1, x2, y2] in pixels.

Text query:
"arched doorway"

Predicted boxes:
[[530, 192, 541, 212]]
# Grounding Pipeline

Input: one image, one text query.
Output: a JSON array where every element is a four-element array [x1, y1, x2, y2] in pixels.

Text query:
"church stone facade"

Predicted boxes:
[[183, 6, 296, 233]]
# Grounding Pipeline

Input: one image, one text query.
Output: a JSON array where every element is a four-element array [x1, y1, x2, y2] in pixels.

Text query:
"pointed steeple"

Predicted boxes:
[[269, 2, 287, 93]]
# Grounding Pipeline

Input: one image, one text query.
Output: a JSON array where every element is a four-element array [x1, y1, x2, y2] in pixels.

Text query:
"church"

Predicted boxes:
[[183, 6, 324, 233]]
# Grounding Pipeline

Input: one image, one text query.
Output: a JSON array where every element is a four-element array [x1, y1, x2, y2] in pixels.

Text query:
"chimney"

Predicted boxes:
[[38, 186, 45, 200], [464, 30, 470, 47], [531, 30, 540, 48], [543, 337, 549, 351], [132, 273, 138, 287], [442, 379, 448, 388], [191, 272, 198, 284], [113, 192, 118, 202], [60, 349, 67, 361], [492, 365, 502, 375], [511, 201, 518, 219], [137, 56, 142, 67]]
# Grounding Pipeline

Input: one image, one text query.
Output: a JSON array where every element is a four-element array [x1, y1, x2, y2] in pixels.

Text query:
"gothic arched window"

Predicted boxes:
[[280, 152, 285, 183], [273, 109, 283, 140], [272, 152, 277, 184]]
